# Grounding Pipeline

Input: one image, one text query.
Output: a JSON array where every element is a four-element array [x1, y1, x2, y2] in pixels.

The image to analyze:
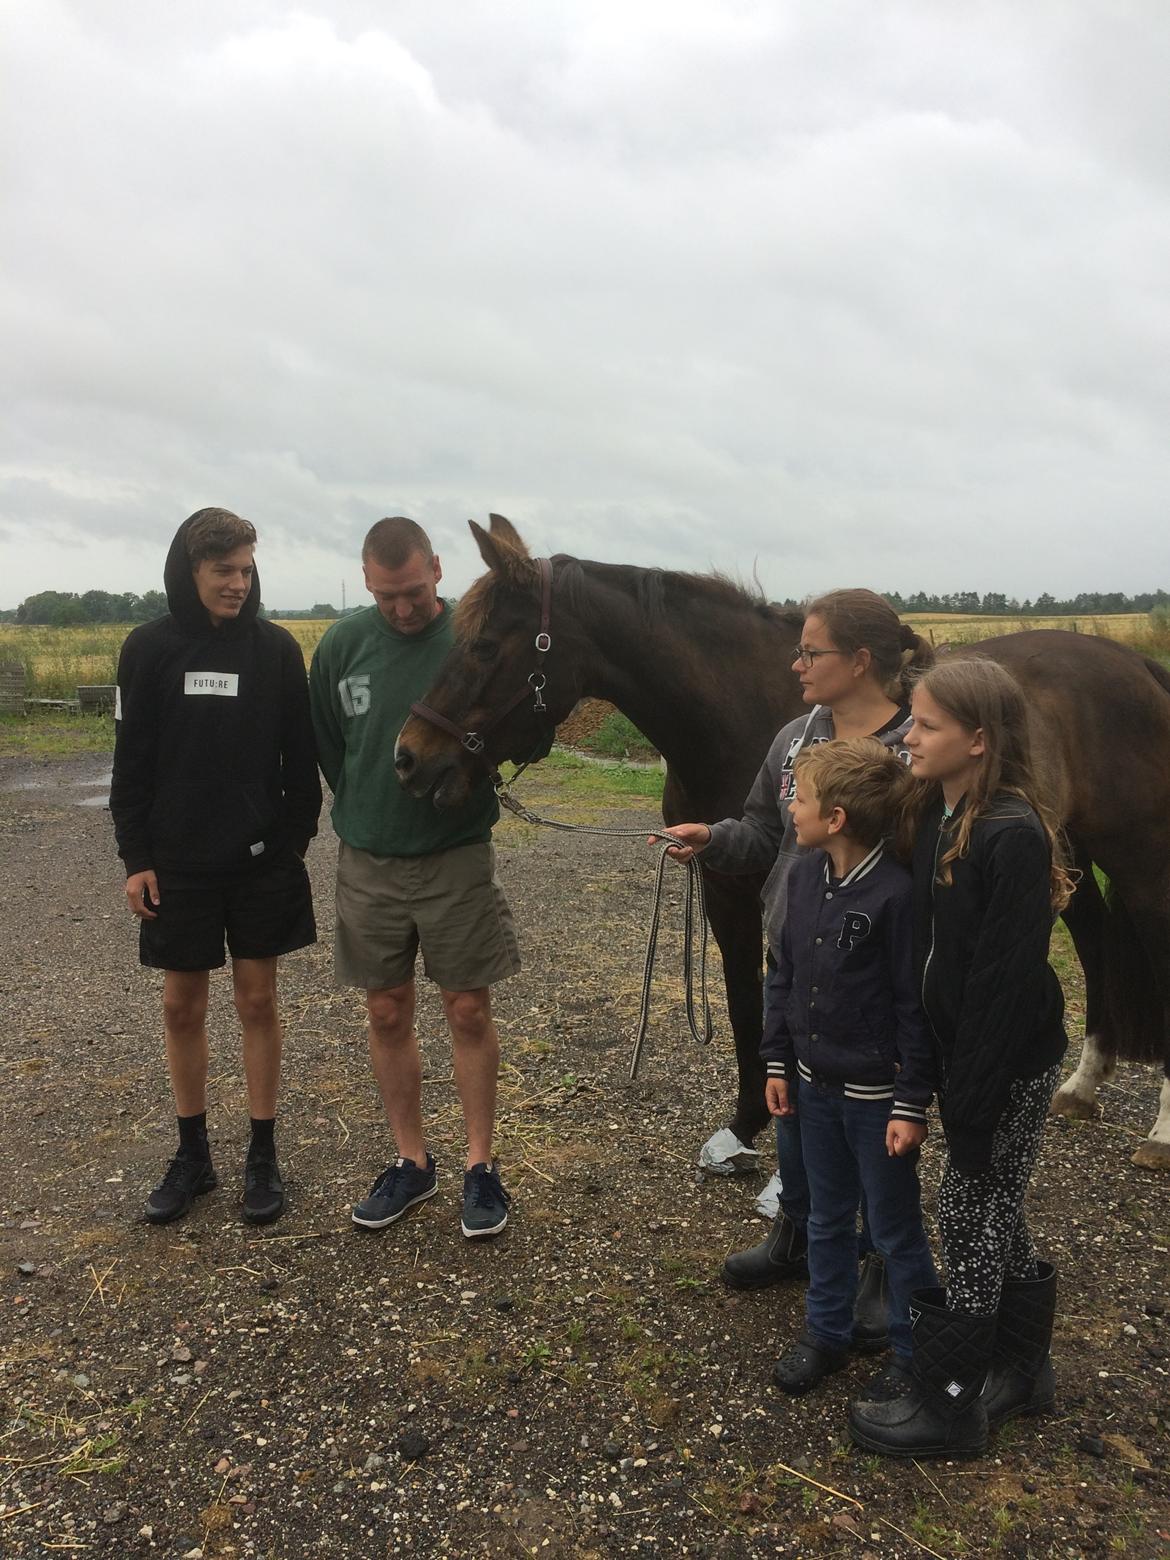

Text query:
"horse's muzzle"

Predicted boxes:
[[394, 744, 471, 809]]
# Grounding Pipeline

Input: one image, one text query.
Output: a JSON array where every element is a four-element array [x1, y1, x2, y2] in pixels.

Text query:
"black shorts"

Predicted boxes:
[[138, 851, 316, 972]]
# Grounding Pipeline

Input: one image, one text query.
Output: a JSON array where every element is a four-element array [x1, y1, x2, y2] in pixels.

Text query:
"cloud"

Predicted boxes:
[[3, 0, 1169, 609]]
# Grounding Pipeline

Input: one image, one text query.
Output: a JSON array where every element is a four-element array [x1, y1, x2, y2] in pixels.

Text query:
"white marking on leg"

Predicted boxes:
[[1056, 1032, 1115, 1106], [1131, 1076, 1170, 1170], [1148, 1077, 1170, 1148], [1051, 1032, 1116, 1120]]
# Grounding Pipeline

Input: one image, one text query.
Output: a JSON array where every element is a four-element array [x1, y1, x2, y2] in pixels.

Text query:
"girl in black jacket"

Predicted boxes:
[[849, 657, 1073, 1459]]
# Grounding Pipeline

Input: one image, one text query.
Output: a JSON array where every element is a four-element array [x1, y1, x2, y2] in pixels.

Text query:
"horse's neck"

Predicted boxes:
[[568, 562, 791, 796]]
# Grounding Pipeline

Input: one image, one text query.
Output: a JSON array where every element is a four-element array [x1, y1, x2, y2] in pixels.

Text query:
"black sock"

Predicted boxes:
[[178, 1112, 210, 1161], [249, 1117, 276, 1155]]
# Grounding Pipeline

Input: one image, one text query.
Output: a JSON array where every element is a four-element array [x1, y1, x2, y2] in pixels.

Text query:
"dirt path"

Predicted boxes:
[[0, 754, 1166, 1558]]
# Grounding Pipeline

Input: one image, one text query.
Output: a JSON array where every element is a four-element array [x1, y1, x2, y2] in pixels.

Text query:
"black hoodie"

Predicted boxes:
[[110, 516, 321, 876]]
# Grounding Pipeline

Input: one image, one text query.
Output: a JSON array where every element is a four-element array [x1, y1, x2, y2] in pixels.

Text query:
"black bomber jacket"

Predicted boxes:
[[761, 844, 936, 1124], [912, 793, 1067, 1175]]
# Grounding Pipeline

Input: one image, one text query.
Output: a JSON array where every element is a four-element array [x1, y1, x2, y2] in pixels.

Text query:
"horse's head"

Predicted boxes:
[[395, 514, 582, 808]]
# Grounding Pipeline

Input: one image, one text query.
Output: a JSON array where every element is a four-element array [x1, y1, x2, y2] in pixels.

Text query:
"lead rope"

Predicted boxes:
[[495, 783, 713, 1080]]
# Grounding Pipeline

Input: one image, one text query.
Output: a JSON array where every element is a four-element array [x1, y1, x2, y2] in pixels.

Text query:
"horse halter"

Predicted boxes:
[[409, 556, 554, 757]]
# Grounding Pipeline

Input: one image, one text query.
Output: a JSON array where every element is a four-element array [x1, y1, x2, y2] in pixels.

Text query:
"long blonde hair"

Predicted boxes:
[[901, 657, 1075, 912]]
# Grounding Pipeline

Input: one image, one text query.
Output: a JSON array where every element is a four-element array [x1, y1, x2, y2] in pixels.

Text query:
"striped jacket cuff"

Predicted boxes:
[[890, 1100, 929, 1124]]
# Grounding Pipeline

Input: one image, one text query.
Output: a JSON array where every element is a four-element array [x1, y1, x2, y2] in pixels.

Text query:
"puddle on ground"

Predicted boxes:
[[3, 767, 111, 805]]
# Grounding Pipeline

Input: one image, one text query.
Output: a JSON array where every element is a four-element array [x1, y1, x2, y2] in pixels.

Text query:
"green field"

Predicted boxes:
[[903, 609, 1162, 647], [1, 612, 1167, 701], [0, 619, 335, 700]]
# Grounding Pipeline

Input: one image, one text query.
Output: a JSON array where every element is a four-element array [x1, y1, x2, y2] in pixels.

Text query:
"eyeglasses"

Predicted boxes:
[[791, 645, 852, 668]]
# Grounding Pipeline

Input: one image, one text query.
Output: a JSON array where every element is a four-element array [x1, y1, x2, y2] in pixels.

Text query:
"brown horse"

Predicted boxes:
[[395, 515, 1170, 1170]]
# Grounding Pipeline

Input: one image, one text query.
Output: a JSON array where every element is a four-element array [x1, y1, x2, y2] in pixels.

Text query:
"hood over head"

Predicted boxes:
[[163, 508, 262, 634]]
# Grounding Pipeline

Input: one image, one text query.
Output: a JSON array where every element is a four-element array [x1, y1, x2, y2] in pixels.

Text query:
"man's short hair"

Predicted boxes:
[[185, 508, 257, 564], [793, 738, 910, 847], [362, 517, 434, 570]]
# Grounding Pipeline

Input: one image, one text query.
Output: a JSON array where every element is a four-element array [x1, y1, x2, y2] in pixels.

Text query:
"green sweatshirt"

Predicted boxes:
[[309, 602, 498, 856]]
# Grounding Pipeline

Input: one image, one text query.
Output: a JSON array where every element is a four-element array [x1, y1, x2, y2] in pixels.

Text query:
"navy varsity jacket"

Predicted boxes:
[[761, 843, 935, 1123]]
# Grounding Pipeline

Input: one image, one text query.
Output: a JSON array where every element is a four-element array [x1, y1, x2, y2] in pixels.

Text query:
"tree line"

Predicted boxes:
[[777, 588, 1170, 617], [5, 589, 172, 626], [6, 585, 1170, 627], [0, 591, 362, 625]]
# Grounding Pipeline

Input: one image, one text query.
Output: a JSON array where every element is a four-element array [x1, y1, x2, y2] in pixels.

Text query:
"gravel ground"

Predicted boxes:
[[0, 747, 1167, 1559]]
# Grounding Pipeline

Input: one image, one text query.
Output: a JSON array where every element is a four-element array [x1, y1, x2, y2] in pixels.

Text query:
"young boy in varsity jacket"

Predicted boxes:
[[111, 509, 321, 1226], [762, 738, 937, 1400]]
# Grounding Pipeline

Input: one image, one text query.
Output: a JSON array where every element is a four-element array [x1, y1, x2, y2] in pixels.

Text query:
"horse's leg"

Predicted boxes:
[[1051, 1033, 1115, 1121], [1083, 855, 1170, 1171], [1126, 886, 1170, 1172], [1132, 1075, 1170, 1171], [702, 875, 770, 1147], [1051, 850, 1115, 1122]]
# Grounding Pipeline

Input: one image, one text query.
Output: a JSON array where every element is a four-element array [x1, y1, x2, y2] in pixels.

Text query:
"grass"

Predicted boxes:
[[3, 612, 1167, 705], [583, 710, 659, 761], [0, 623, 125, 698], [0, 619, 337, 700], [0, 711, 115, 756], [5, 1397, 148, 1488], [904, 609, 1170, 655], [502, 749, 665, 803]]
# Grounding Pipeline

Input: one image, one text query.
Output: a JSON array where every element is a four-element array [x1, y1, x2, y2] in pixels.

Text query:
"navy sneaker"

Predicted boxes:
[[352, 1155, 437, 1230], [145, 1154, 218, 1225], [461, 1161, 511, 1239]]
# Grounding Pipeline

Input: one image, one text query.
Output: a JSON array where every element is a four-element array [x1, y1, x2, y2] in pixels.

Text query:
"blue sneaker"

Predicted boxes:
[[461, 1161, 511, 1239], [352, 1154, 437, 1230]]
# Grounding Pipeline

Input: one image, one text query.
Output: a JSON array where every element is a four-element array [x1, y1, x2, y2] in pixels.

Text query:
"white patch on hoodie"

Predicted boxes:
[[184, 672, 239, 697]]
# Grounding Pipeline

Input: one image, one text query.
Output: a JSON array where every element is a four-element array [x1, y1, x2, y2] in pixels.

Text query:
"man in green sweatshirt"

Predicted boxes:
[[309, 517, 520, 1239]]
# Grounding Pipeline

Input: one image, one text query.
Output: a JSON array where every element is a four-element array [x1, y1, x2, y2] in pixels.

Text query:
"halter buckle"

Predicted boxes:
[[534, 631, 551, 653], [462, 731, 485, 755]]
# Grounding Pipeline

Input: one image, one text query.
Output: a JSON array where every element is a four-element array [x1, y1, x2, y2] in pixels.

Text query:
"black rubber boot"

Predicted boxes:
[[721, 1211, 808, 1289], [772, 1330, 849, 1395], [852, 1250, 890, 1353], [983, 1261, 1057, 1430], [848, 1287, 995, 1459]]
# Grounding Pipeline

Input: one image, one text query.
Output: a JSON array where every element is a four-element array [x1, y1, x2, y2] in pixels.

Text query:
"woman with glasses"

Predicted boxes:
[[662, 589, 933, 1359]]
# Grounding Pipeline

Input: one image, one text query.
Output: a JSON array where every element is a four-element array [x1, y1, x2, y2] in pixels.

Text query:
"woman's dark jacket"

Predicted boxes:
[[912, 792, 1066, 1175], [110, 517, 321, 877]]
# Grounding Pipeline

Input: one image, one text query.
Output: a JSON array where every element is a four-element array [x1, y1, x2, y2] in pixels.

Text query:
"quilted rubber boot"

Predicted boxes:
[[721, 1211, 808, 1289], [852, 1250, 890, 1353], [982, 1261, 1057, 1430], [848, 1287, 995, 1459]]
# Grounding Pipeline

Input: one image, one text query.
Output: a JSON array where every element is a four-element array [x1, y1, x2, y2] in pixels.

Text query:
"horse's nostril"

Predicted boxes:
[[395, 747, 415, 775]]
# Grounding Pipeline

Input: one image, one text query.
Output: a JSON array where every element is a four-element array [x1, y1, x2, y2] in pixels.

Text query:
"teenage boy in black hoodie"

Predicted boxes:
[[111, 509, 321, 1225]]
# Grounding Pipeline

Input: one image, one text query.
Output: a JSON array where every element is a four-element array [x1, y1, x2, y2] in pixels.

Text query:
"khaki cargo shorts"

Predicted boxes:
[[334, 840, 520, 992]]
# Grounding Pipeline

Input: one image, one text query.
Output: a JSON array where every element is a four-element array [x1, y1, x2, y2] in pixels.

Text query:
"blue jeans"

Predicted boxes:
[[765, 958, 871, 1248], [775, 1075, 811, 1226], [776, 1087, 875, 1252], [797, 1079, 938, 1359]]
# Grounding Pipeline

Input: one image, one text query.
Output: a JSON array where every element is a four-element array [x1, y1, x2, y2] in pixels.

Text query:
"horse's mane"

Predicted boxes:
[[452, 574, 497, 641], [455, 554, 789, 642]]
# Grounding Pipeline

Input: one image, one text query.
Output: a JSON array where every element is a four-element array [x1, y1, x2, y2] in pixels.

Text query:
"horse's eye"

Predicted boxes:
[[471, 638, 498, 663]]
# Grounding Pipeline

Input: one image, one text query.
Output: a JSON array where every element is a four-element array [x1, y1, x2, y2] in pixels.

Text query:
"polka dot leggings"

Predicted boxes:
[[937, 1061, 1063, 1316]]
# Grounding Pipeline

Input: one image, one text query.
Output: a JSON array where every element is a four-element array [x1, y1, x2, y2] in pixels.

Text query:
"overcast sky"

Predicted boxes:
[[4, 0, 1168, 610]]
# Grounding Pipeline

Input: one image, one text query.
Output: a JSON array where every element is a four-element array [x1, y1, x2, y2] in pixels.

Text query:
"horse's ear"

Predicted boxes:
[[469, 515, 533, 586], [487, 513, 530, 558]]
